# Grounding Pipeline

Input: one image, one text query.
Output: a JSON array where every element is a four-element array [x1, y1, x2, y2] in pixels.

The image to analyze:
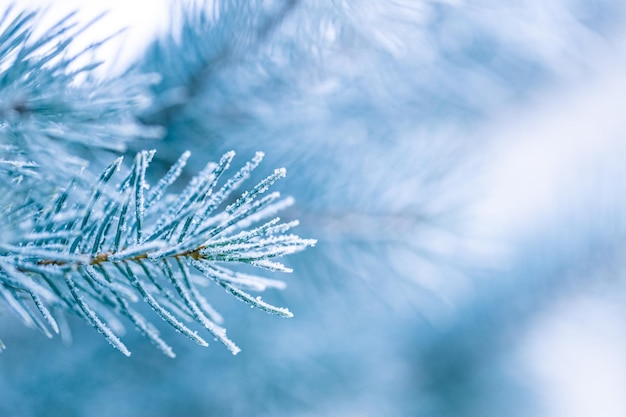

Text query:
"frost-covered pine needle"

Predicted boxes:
[[0, 150, 315, 356]]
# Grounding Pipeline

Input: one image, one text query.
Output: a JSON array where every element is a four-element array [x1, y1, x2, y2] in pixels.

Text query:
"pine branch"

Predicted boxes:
[[140, 0, 300, 135], [0, 150, 315, 357], [0, 5, 161, 187]]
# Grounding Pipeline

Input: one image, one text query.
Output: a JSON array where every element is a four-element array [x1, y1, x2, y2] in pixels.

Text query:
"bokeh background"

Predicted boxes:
[[2, 1, 626, 416]]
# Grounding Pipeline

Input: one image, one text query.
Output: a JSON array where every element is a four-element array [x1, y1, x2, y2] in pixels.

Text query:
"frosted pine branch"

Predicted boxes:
[[0, 6, 161, 187], [0, 150, 315, 357]]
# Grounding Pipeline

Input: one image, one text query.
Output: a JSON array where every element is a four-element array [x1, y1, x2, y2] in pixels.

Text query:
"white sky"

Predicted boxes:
[[17, 0, 172, 72]]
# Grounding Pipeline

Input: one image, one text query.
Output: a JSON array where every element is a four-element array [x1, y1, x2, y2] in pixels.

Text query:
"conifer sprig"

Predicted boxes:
[[0, 6, 160, 185], [0, 150, 315, 357]]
